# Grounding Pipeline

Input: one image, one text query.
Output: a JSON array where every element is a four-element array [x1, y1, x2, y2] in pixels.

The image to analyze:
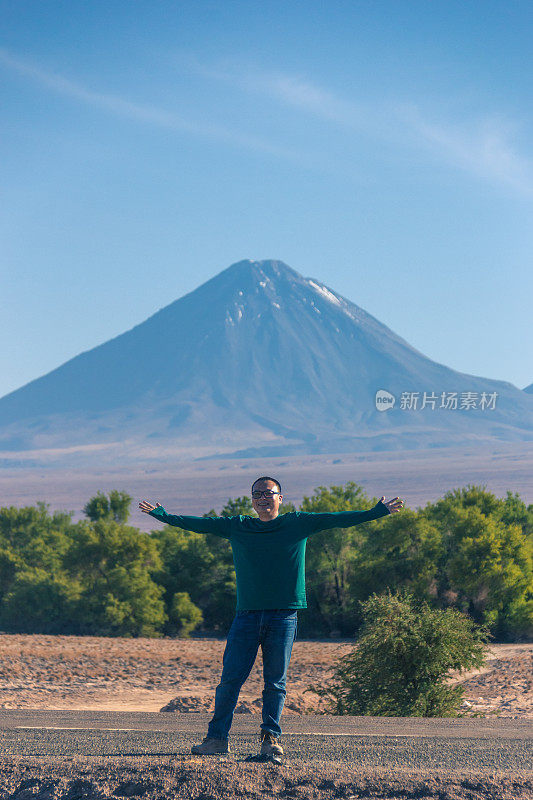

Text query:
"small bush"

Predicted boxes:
[[305, 588, 491, 717], [169, 591, 203, 638]]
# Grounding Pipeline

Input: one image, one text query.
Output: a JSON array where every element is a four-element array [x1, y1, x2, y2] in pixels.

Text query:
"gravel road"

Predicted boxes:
[[0, 711, 531, 800]]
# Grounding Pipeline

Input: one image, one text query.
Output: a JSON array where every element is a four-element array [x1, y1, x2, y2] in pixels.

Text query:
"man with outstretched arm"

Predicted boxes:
[[140, 476, 403, 762]]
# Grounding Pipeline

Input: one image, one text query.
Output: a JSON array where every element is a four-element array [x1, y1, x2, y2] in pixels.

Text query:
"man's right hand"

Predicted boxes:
[[139, 500, 162, 514]]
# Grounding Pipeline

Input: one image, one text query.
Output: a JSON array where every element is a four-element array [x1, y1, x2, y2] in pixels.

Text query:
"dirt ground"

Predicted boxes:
[[0, 634, 531, 718], [1, 758, 532, 800]]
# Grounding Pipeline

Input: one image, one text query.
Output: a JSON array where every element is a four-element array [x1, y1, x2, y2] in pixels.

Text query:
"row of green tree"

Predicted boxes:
[[0, 483, 531, 641]]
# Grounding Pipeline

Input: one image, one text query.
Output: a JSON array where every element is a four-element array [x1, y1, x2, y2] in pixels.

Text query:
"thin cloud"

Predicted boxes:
[[3, 46, 532, 196], [188, 57, 533, 197], [397, 104, 533, 197], [170, 55, 387, 133], [241, 72, 368, 127], [282, 78, 533, 197], [0, 47, 303, 161]]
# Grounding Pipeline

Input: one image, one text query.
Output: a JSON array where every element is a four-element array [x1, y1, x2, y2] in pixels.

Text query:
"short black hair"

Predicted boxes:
[[251, 476, 282, 494]]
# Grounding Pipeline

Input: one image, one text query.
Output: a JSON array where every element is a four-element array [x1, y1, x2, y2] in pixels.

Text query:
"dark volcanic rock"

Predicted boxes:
[[112, 781, 153, 797], [0, 760, 532, 800]]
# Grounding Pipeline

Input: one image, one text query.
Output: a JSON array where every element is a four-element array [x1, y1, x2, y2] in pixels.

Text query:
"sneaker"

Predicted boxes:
[[260, 730, 283, 758], [191, 736, 230, 754]]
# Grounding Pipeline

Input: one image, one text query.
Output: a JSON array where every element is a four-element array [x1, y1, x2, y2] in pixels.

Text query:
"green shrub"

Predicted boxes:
[[63, 519, 167, 636], [305, 588, 491, 717], [169, 591, 203, 638], [83, 490, 133, 523], [0, 568, 82, 634]]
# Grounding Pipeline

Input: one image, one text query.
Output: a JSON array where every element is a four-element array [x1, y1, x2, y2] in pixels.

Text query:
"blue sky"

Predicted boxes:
[[1, 0, 532, 398]]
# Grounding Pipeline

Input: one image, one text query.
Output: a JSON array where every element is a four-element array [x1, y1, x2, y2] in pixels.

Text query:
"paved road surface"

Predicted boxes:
[[1, 710, 531, 774]]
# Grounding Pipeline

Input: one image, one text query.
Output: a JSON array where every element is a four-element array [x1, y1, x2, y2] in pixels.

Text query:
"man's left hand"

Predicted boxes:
[[380, 496, 404, 514]]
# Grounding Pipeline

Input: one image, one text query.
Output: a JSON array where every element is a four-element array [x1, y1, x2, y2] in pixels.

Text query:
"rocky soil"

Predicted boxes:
[[0, 635, 531, 719], [1, 635, 531, 799], [0, 757, 532, 800]]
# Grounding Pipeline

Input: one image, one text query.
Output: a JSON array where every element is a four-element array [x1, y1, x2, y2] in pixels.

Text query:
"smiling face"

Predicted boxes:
[[251, 478, 283, 521]]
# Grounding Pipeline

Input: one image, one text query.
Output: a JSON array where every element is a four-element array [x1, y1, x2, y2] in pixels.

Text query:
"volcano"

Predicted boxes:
[[1, 259, 532, 462]]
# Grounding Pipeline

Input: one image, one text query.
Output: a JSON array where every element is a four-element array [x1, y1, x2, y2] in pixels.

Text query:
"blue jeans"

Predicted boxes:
[[207, 608, 298, 740]]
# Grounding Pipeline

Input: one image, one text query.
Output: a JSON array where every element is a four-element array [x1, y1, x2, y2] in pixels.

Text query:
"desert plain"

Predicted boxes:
[[0, 634, 532, 719], [1, 442, 532, 531]]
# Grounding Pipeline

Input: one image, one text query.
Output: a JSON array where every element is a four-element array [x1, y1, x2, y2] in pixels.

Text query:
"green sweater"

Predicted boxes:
[[148, 500, 390, 611]]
